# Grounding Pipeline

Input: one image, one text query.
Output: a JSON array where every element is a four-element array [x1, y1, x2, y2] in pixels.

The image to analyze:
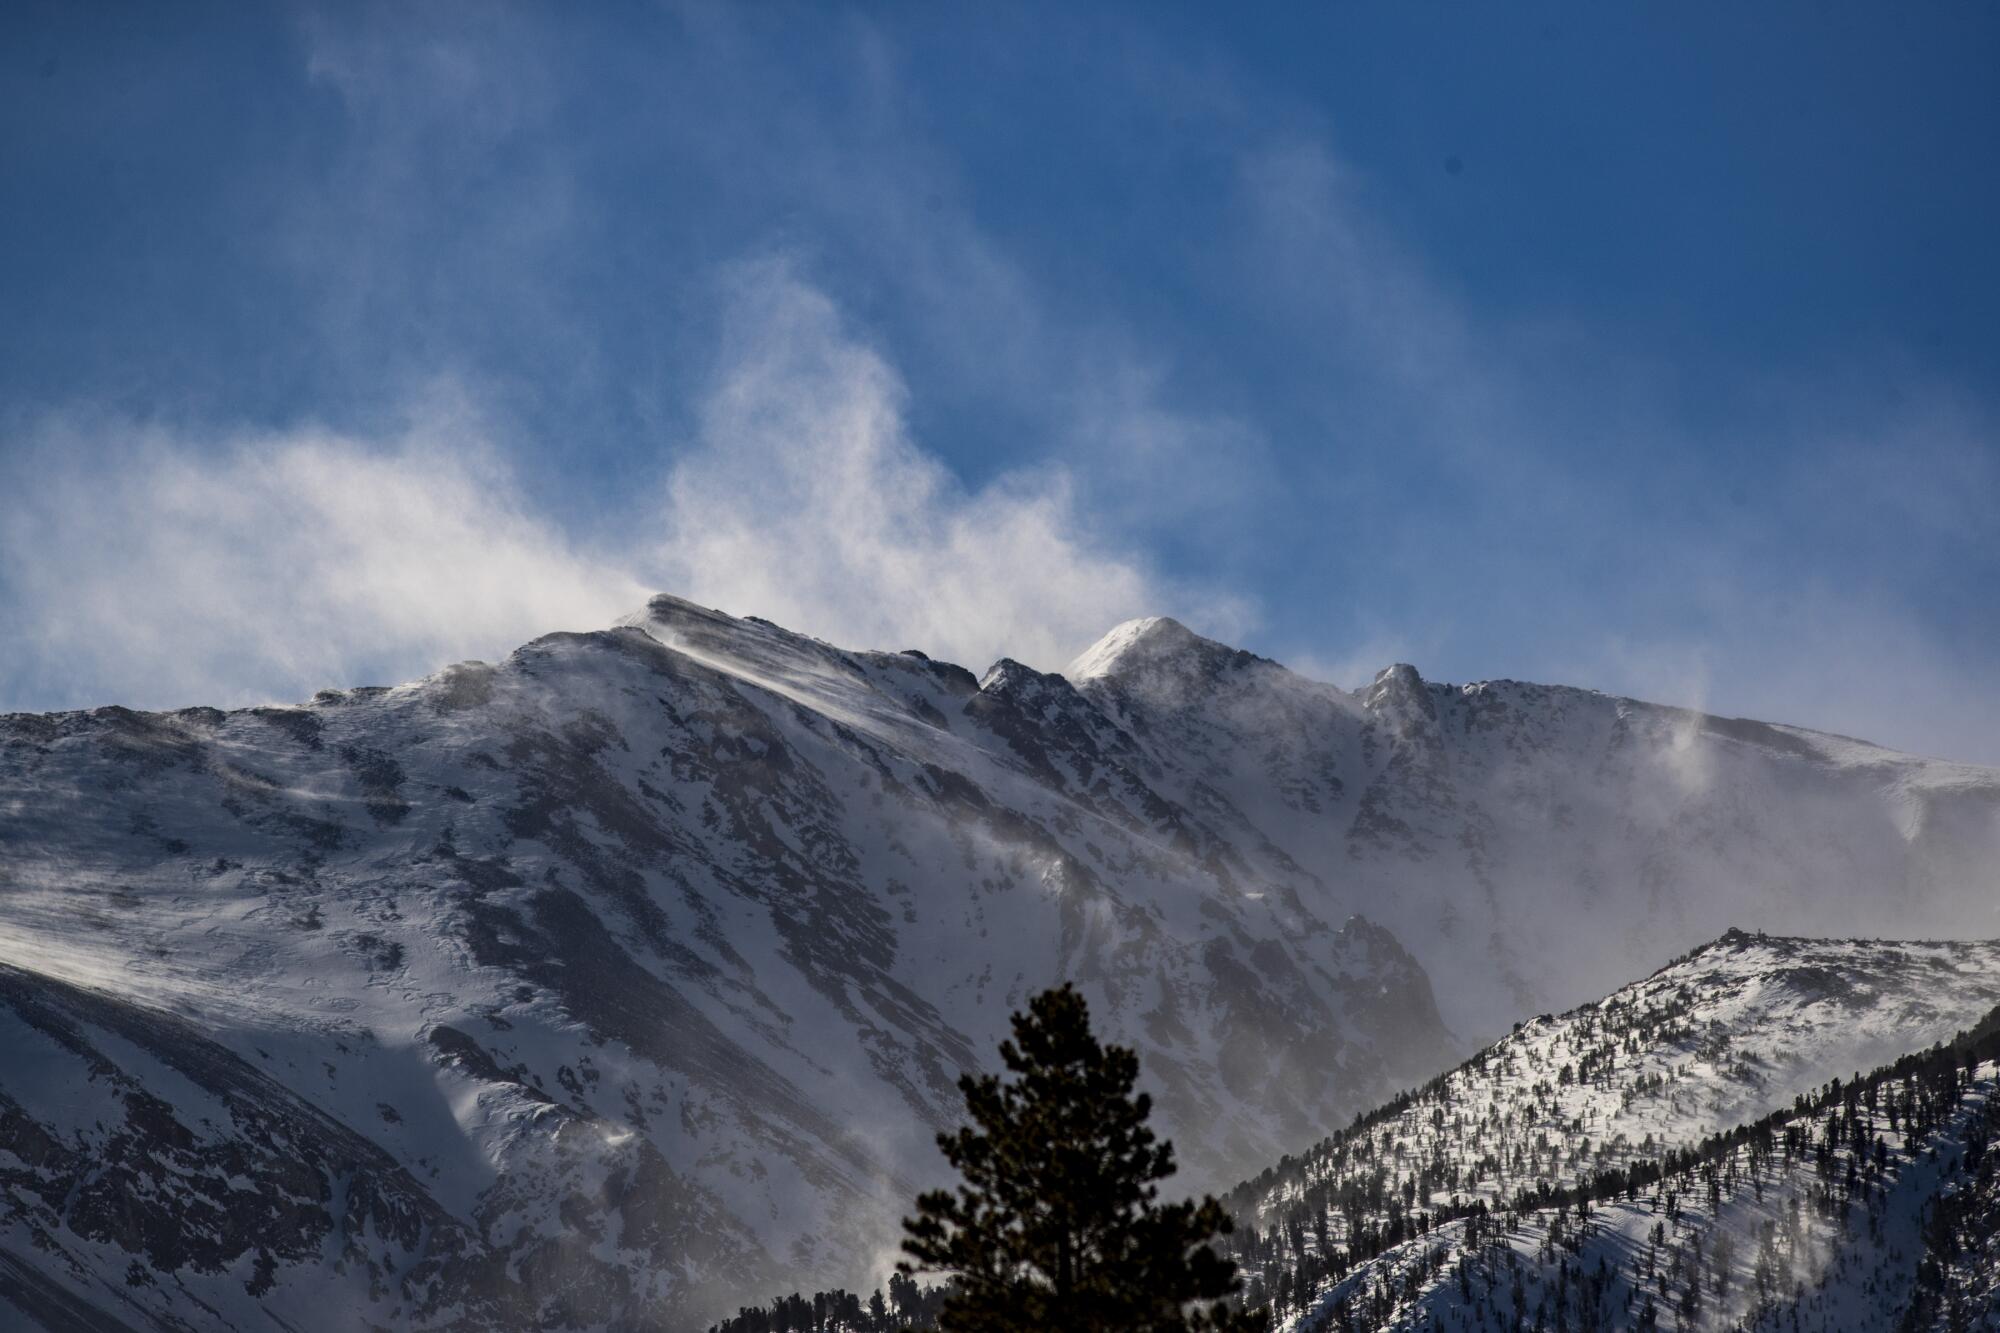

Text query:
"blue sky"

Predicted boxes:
[[3, 2, 1998, 762]]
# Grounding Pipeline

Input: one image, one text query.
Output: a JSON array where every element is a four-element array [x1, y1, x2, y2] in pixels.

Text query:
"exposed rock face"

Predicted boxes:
[[2, 596, 1997, 1329]]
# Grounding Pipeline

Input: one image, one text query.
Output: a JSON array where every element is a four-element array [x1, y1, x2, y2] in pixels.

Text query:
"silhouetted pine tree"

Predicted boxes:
[[901, 984, 1265, 1333]]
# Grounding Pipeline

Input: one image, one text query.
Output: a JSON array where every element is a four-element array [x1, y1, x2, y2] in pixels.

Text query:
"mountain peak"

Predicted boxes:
[[1063, 616, 1203, 681], [1063, 616, 1280, 713], [1373, 661, 1424, 688], [1362, 660, 1438, 726]]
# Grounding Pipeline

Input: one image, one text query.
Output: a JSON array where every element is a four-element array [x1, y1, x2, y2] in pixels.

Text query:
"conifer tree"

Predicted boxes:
[[901, 984, 1266, 1332]]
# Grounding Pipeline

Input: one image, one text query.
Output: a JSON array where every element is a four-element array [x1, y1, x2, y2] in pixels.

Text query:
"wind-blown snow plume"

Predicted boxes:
[[0, 400, 647, 710], [0, 264, 1232, 712], [655, 259, 1245, 672]]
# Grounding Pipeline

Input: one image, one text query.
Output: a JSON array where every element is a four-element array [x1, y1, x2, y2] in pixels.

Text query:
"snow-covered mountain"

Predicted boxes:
[[3, 596, 1998, 1329], [0, 597, 1450, 1330], [1260, 974, 2000, 1332], [1223, 930, 2000, 1327]]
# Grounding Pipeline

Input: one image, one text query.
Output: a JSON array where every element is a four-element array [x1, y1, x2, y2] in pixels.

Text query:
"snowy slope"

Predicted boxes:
[[1276, 1014, 2000, 1332], [1903, 1078, 2000, 1331], [1222, 932, 2000, 1329]]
